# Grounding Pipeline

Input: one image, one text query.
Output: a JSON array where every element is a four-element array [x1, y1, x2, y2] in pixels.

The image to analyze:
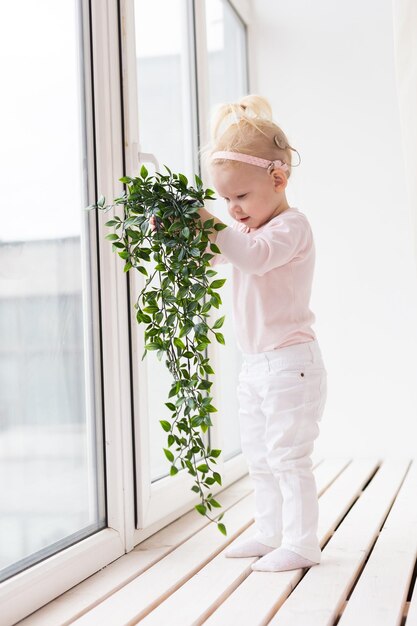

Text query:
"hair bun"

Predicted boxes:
[[237, 94, 273, 121]]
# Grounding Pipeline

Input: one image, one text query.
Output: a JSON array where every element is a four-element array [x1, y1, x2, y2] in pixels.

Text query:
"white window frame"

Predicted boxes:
[[120, 0, 252, 545], [0, 0, 254, 622], [0, 1, 135, 622]]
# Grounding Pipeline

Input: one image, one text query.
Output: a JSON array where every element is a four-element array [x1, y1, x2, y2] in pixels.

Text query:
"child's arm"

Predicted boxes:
[[212, 215, 309, 276]]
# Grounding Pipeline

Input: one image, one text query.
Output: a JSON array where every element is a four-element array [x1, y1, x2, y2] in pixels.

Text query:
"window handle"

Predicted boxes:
[[137, 149, 160, 172]]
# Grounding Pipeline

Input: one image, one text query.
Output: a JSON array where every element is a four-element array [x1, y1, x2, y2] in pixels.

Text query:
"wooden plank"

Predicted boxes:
[[69, 495, 256, 625], [19, 459, 325, 625], [266, 458, 410, 626], [337, 459, 417, 626], [67, 457, 346, 625], [135, 458, 374, 625], [127, 459, 357, 626], [199, 458, 379, 626], [17, 475, 254, 626], [313, 457, 352, 495]]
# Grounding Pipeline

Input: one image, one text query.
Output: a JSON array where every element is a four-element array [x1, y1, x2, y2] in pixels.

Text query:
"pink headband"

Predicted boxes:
[[211, 150, 289, 174]]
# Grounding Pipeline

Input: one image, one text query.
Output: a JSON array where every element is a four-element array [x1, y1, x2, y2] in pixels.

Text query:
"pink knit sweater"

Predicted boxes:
[[207, 207, 317, 354]]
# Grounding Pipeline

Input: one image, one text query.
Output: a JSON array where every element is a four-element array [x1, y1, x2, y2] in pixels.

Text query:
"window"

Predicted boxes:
[[206, 0, 249, 111], [133, 0, 198, 486], [0, 0, 105, 584], [126, 0, 250, 533], [0, 0, 251, 620]]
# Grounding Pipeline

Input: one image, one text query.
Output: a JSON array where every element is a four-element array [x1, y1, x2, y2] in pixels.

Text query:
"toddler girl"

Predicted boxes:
[[197, 94, 328, 572]]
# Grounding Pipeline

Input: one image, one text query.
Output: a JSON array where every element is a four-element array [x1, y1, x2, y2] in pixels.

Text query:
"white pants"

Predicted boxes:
[[237, 339, 327, 563]]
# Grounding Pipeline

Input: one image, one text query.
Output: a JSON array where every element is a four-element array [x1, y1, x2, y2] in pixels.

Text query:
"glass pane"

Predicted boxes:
[[134, 0, 195, 177], [0, 0, 106, 582], [206, 0, 248, 111], [205, 0, 249, 461], [134, 0, 197, 482]]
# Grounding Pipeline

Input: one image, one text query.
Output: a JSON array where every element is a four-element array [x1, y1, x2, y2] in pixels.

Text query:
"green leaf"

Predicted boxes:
[[105, 233, 119, 241], [168, 381, 181, 398], [173, 337, 186, 350], [215, 332, 225, 345], [195, 504, 207, 516], [136, 311, 151, 324], [140, 164, 148, 179], [177, 286, 189, 299], [197, 380, 212, 392], [143, 305, 159, 313], [179, 323, 193, 338], [209, 498, 221, 508], [213, 472, 222, 485], [217, 522, 227, 536], [170, 465, 179, 475], [194, 286, 206, 300], [213, 315, 225, 329], [159, 420, 171, 432], [210, 279, 226, 289], [163, 448, 174, 462]]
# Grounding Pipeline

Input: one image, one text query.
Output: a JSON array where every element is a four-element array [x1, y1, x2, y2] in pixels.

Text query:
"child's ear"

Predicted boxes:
[[269, 168, 288, 192]]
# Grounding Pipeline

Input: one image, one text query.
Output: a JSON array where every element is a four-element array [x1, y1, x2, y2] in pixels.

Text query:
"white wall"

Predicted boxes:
[[249, 0, 417, 458]]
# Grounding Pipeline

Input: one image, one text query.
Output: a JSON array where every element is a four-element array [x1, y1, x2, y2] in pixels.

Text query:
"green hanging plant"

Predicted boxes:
[[86, 164, 229, 536]]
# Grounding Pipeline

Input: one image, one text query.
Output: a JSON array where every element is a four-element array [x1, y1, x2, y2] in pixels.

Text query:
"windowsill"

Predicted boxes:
[[14, 456, 416, 625]]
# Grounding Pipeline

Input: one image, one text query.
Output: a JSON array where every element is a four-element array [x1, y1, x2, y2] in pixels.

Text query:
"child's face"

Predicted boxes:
[[210, 163, 288, 229]]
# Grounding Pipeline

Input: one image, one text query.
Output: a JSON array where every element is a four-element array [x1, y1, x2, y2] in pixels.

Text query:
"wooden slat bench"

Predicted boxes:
[[17, 457, 417, 626]]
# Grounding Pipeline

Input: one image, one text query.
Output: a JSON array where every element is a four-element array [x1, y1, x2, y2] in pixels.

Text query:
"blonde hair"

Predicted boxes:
[[199, 94, 298, 179]]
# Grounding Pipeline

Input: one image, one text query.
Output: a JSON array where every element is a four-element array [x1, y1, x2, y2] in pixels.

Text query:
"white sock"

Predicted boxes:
[[225, 538, 276, 558], [251, 547, 319, 572]]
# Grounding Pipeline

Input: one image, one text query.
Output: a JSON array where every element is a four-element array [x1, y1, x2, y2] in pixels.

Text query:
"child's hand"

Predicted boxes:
[[150, 215, 156, 232]]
